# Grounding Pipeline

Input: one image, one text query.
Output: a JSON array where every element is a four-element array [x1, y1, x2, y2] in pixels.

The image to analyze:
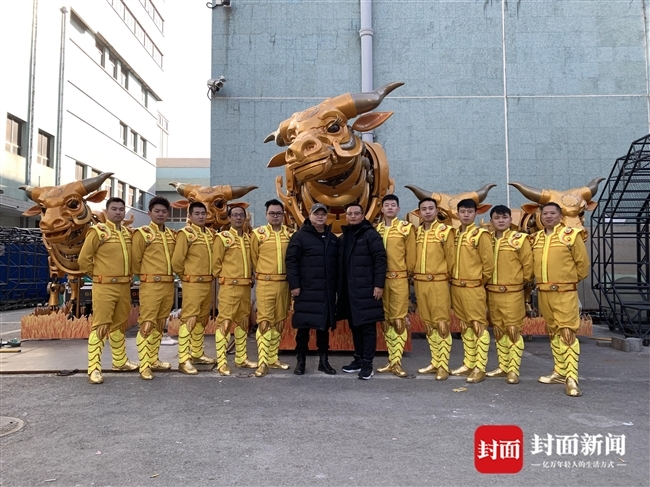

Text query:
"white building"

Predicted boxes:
[[0, 0, 165, 227]]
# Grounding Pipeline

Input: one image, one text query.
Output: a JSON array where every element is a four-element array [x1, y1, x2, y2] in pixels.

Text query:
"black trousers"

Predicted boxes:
[[295, 328, 329, 353], [349, 319, 377, 362]]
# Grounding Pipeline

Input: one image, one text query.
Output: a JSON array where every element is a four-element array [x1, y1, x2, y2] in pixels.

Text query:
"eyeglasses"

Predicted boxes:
[[267, 212, 284, 217], [230, 213, 246, 218]]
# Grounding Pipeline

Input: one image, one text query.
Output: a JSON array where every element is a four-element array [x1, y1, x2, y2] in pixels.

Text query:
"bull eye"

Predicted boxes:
[[214, 200, 224, 209], [327, 123, 340, 134], [40, 206, 46, 214], [67, 200, 80, 210]]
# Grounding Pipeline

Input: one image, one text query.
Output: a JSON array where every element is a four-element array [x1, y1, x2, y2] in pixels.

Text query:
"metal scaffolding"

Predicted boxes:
[[591, 135, 650, 343], [0, 227, 50, 310]]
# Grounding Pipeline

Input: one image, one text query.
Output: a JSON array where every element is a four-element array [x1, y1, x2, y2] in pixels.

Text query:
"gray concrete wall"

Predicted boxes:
[[210, 0, 649, 218]]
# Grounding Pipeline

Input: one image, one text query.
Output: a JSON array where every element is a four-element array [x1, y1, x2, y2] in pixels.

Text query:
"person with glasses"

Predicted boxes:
[[250, 199, 294, 377], [337, 203, 386, 379], [286, 203, 339, 375], [171, 202, 216, 375], [213, 205, 256, 375]]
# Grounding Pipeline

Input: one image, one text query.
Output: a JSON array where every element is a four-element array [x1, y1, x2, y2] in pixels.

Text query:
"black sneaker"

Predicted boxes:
[[342, 356, 363, 373], [358, 362, 374, 380]]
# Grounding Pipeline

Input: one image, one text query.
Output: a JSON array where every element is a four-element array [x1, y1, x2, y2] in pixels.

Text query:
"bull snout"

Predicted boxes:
[[286, 136, 327, 165]]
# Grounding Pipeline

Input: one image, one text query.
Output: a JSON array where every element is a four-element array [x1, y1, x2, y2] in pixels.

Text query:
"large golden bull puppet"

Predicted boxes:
[[509, 177, 605, 239], [404, 184, 497, 228], [20, 172, 112, 315], [169, 183, 257, 231], [264, 82, 403, 233]]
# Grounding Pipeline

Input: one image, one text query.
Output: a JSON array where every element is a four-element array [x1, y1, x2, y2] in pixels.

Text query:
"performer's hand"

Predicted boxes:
[[373, 287, 383, 300], [291, 288, 300, 297]]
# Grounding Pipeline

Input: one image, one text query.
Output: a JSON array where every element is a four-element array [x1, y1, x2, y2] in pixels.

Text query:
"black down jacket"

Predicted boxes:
[[286, 219, 339, 330], [337, 219, 387, 326]]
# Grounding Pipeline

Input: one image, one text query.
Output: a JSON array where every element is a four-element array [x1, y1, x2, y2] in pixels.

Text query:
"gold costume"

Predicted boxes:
[[131, 222, 176, 379], [251, 224, 293, 377], [532, 224, 589, 397], [450, 223, 494, 383], [78, 220, 136, 383], [213, 230, 254, 376], [485, 230, 533, 384], [171, 223, 215, 375], [414, 222, 455, 380], [376, 218, 416, 377]]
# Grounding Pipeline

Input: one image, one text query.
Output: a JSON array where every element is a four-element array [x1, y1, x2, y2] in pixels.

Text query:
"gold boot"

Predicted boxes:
[[538, 370, 566, 384], [559, 329, 581, 397], [109, 324, 137, 370], [392, 363, 408, 377], [376, 362, 393, 373], [539, 335, 566, 384], [392, 319, 408, 365], [453, 323, 477, 375], [435, 368, 450, 381], [87, 325, 107, 379], [565, 378, 582, 397], [268, 322, 289, 369], [192, 355, 216, 365], [269, 360, 290, 370], [136, 321, 155, 376], [506, 371, 519, 384], [506, 326, 524, 384], [234, 321, 257, 368], [420, 322, 438, 374], [178, 360, 198, 375], [486, 332, 508, 377], [451, 364, 472, 376], [89, 370, 104, 384], [216, 363, 231, 376], [467, 367, 486, 383], [140, 367, 154, 380], [255, 363, 269, 377], [112, 360, 138, 371], [379, 322, 395, 373], [418, 364, 438, 374], [152, 359, 172, 371]]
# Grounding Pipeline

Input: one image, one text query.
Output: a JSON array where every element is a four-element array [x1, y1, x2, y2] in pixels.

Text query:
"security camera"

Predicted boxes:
[[206, 76, 227, 99]]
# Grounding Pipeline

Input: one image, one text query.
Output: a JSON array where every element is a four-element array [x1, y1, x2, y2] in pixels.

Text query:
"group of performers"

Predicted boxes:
[[78, 191, 589, 397]]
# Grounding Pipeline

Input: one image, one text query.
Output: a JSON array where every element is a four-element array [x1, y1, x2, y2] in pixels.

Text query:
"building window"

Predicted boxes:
[[75, 162, 86, 181], [96, 39, 106, 67], [131, 130, 138, 152], [134, 23, 145, 44], [170, 207, 187, 222], [127, 186, 135, 207], [103, 177, 113, 198], [136, 190, 145, 210], [141, 86, 148, 107], [36, 130, 53, 167], [108, 0, 163, 67], [140, 137, 147, 158], [119, 122, 128, 145], [5, 114, 24, 155], [108, 53, 118, 79], [116, 181, 125, 200], [119, 65, 129, 89]]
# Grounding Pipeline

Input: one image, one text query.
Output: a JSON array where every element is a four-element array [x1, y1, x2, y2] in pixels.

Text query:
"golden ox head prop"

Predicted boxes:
[[509, 177, 604, 238], [404, 184, 497, 228], [169, 183, 257, 231], [264, 82, 403, 232]]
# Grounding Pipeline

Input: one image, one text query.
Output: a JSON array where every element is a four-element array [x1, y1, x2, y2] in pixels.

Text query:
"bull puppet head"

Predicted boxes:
[[169, 183, 257, 228], [405, 184, 496, 227], [509, 177, 605, 230], [20, 172, 112, 243], [264, 82, 404, 182]]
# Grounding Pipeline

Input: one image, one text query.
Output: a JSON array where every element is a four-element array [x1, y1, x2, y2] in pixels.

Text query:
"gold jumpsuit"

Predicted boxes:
[[171, 223, 215, 373], [78, 220, 135, 380], [131, 222, 176, 379], [376, 218, 416, 376], [532, 224, 589, 396], [251, 224, 293, 376], [213, 229, 254, 375], [450, 223, 494, 383], [485, 230, 533, 383], [414, 221, 455, 380]]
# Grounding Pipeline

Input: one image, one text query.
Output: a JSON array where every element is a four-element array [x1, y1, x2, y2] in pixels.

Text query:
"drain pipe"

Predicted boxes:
[[359, 0, 374, 143], [25, 0, 39, 187], [55, 6, 68, 185]]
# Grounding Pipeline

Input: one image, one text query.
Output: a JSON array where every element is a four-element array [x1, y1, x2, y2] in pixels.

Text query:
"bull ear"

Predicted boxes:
[[586, 200, 598, 211], [171, 200, 189, 209], [476, 204, 492, 215], [522, 203, 540, 214], [86, 190, 107, 203], [267, 152, 287, 168], [351, 112, 394, 132], [23, 205, 42, 217]]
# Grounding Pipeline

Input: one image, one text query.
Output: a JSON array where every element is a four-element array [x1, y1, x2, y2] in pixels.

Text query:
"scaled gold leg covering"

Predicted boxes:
[[436, 322, 452, 381], [109, 323, 137, 371], [87, 325, 108, 381], [390, 320, 408, 377], [137, 320, 156, 379], [452, 323, 475, 376], [377, 322, 394, 373], [151, 318, 171, 371], [235, 320, 257, 368], [467, 322, 488, 383], [487, 333, 508, 378], [538, 333, 567, 384], [418, 322, 438, 374], [190, 315, 215, 365], [215, 320, 233, 375], [558, 329, 581, 397], [255, 321, 272, 377], [178, 319, 193, 365], [268, 322, 290, 369], [505, 325, 524, 384]]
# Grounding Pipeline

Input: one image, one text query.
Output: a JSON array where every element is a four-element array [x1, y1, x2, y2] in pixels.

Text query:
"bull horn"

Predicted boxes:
[[476, 183, 497, 202], [169, 182, 187, 197], [585, 177, 605, 198], [82, 172, 113, 195], [509, 181, 543, 203], [405, 184, 433, 201], [19, 185, 35, 200], [230, 185, 258, 199], [351, 82, 404, 115]]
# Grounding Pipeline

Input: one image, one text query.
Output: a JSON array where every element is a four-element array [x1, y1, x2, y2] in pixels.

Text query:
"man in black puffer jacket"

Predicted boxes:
[[286, 203, 339, 375], [337, 203, 387, 379]]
